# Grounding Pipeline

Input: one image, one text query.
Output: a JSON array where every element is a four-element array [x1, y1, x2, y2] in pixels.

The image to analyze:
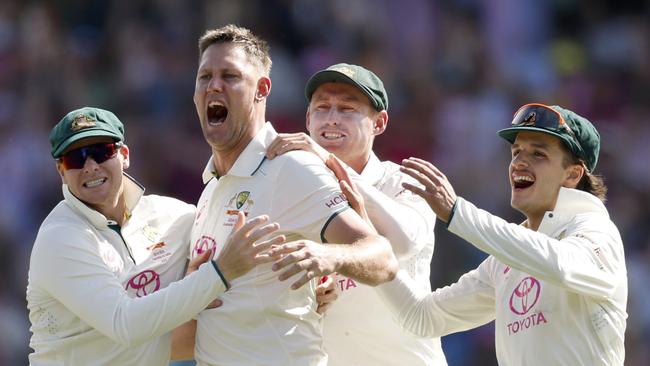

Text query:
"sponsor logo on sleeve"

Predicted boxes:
[[506, 276, 548, 335], [125, 270, 161, 297], [324, 193, 348, 209]]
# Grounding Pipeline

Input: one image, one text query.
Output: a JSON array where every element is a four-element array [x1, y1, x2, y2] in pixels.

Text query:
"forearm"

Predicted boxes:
[[449, 197, 622, 298], [171, 320, 197, 361], [47, 261, 225, 347], [330, 234, 397, 286], [378, 269, 496, 338]]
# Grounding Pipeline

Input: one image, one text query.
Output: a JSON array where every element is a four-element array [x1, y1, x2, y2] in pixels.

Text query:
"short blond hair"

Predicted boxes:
[[198, 24, 272, 75]]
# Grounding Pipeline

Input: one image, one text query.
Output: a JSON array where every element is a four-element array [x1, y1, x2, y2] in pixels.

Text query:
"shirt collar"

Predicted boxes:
[[63, 172, 145, 228], [202, 122, 277, 184], [537, 187, 608, 233], [359, 151, 383, 186]]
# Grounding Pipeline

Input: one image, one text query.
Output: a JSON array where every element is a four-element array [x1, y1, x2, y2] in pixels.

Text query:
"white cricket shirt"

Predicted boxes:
[[27, 175, 226, 366], [191, 122, 349, 366], [380, 188, 627, 366], [323, 153, 446, 365]]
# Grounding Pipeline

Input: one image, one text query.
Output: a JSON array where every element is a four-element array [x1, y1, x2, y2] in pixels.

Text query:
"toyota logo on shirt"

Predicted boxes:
[[126, 270, 161, 297], [509, 276, 541, 315]]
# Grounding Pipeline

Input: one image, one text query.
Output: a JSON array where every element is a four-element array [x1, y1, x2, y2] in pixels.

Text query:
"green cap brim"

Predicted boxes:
[[497, 125, 585, 166], [305, 70, 381, 110], [52, 128, 122, 158]]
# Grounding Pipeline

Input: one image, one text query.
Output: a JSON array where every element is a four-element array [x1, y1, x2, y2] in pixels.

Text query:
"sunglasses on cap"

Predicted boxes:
[[511, 103, 583, 150], [59, 142, 122, 170]]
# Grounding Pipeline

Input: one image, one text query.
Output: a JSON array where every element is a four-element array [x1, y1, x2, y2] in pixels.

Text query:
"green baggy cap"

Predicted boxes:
[[49, 107, 125, 158], [498, 105, 600, 172], [305, 63, 388, 111]]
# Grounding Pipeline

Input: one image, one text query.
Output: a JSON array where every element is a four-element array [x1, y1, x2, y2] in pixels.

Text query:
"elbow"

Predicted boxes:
[[368, 242, 398, 286], [385, 255, 398, 282]]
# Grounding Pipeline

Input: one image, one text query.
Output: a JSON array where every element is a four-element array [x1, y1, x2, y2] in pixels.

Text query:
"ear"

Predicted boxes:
[[255, 77, 272, 101], [120, 144, 130, 170], [372, 110, 388, 136], [305, 107, 312, 131], [55, 161, 66, 183], [563, 163, 585, 188]]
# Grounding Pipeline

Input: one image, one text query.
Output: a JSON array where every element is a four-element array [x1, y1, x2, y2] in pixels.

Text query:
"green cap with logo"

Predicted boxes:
[[498, 105, 600, 172], [305, 63, 388, 111], [49, 107, 125, 158]]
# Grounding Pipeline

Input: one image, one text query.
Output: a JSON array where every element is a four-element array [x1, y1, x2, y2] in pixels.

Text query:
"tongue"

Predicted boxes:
[[208, 106, 227, 124], [515, 181, 534, 189]]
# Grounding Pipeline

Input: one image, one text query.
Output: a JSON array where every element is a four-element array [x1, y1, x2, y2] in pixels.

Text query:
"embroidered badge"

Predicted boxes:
[[71, 114, 97, 131]]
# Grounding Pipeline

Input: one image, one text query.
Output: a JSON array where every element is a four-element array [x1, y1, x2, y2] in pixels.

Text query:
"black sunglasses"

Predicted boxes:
[[59, 142, 122, 170]]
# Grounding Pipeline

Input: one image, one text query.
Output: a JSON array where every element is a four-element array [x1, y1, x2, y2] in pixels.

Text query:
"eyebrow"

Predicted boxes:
[[313, 92, 363, 103], [512, 141, 551, 150]]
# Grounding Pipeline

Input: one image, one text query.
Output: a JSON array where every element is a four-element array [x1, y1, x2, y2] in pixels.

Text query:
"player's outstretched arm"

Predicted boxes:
[[270, 209, 398, 290], [30, 213, 285, 347]]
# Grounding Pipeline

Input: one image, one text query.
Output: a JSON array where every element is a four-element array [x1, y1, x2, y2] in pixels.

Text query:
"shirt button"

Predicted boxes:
[[548, 213, 554, 218]]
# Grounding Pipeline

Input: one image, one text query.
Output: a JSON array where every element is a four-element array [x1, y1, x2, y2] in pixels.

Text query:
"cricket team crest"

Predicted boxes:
[[71, 114, 97, 131], [235, 191, 250, 209], [224, 191, 255, 227]]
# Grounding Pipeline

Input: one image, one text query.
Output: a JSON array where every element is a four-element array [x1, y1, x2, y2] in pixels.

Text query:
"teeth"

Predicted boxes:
[[513, 175, 534, 183], [323, 132, 343, 139], [208, 101, 223, 107], [84, 178, 105, 188]]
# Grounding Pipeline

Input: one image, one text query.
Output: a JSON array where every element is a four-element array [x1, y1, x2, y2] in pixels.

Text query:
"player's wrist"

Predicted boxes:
[[211, 260, 231, 289]]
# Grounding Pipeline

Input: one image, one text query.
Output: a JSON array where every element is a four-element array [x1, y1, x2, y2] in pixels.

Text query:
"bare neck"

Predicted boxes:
[[95, 191, 127, 226], [347, 152, 371, 175]]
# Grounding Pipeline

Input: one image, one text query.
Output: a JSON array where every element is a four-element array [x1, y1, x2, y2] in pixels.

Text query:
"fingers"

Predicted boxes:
[[316, 275, 335, 294], [325, 154, 352, 185], [402, 182, 428, 199], [401, 158, 444, 184], [232, 211, 247, 233], [251, 235, 286, 263], [268, 241, 305, 259], [317, 302, 333, 314], [245, 222, 280, 244], [400, 165, 436, 191], [206, 298, 223, 309], [266, 133, 310, 159], [275, 254, 309, 279], [186, 248, 213, 276], [289, 271, 315, 290], [339, 180, 361, 210]]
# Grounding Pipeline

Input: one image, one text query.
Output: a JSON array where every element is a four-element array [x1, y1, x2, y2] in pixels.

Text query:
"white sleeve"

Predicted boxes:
[[377, 260, 496, 338], [448, 197, 625, 299], [273, 151, 349, 242], [353, 178, 435, 260], [31, 225, 227, 347]]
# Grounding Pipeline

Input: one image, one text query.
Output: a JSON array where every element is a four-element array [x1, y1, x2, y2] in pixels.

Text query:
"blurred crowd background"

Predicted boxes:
[[1, 0, 648, 365]]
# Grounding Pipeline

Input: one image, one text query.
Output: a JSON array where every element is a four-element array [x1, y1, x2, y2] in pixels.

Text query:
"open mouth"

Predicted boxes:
[[512, 175, 535, 189], [320, 131, 345, 140], [84, 177, 107, 188], [207, 102, 228, 125]]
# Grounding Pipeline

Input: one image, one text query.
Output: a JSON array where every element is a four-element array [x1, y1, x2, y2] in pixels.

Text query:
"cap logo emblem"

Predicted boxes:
[[71, 114, 97, 131], [331, 66, 355, 79], [522, 112, 536, 125]]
